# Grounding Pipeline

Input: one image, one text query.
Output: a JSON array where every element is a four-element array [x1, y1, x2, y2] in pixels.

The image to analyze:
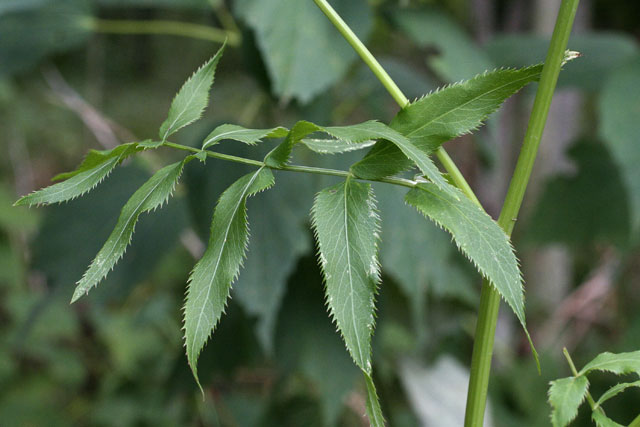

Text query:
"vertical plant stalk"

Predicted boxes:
[[465, 1, 578, 425], [314, 0, 579, 424]]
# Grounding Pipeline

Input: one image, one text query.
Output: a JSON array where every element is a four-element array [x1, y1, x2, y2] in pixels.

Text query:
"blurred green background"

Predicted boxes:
[[1, 0, 639, 425]]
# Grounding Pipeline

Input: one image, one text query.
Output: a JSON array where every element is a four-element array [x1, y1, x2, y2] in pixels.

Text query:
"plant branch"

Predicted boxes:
[[465, 1, 579, 425], [630, 413, 640, 427], [163, 141, 417, 189], [82, 17, 240, 46]]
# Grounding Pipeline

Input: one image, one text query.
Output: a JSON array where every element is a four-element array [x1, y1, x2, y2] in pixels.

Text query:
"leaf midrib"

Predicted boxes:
[[342, 180, 366, 368]]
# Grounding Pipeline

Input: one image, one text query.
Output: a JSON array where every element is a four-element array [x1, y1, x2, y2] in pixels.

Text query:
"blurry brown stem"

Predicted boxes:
[[41, 65, 134, 148]]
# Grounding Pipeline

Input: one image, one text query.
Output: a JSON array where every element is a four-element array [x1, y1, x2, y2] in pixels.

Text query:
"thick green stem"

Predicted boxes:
[[629, 413, 640, 427], [164, 141, 417, 189], [82, 18, 240, 46], [465, 1, 579, 425]]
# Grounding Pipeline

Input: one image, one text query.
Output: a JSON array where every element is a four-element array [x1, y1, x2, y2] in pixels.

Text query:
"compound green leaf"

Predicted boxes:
[[201, 124, 288, 150], [183, 167, 274, 386], [311, 179, 380, 372], [592, 411, 624, 427], [71, 157, 194, 302], [159, 43, 225, 141], [579, 350, 640, 377], [234, 0, 372, 103], [548, 376, 589, 427], [15, 142, 143, 206], [596, 380, 640, 407], [354, 65, 544, 179], [405, 183, 526, 327]]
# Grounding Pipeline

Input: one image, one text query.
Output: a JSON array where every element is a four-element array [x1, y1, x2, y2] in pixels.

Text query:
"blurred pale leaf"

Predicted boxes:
[[234, 0, 372, 103], [0, 0, 91, 77], [399, 357, 494, 427], [392, 8, 494, 82]]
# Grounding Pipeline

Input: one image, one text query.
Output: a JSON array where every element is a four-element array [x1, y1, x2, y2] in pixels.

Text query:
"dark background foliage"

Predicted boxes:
[[0, 0, 638, 425]]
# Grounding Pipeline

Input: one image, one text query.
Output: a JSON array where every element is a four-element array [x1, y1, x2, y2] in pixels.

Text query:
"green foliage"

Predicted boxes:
[[345, 121, 454, 197], [234, 0, 372, 103], [311, 178, 386, 424], [159, 43, 225, 141], [13, 29, 586, 426], [14, 142, 144, 206], [183, 167, 275, 386], [71, 157, 194, 302], [596, 381, 640, 407], [548, 376, 589, 427], [264, 120, 416, 169], [405, 183, 526, 328], [549, 350, 640, 426], [353, 65, 543, 179], [311, 178, 380, 372], [579, 350, 640, 377]]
